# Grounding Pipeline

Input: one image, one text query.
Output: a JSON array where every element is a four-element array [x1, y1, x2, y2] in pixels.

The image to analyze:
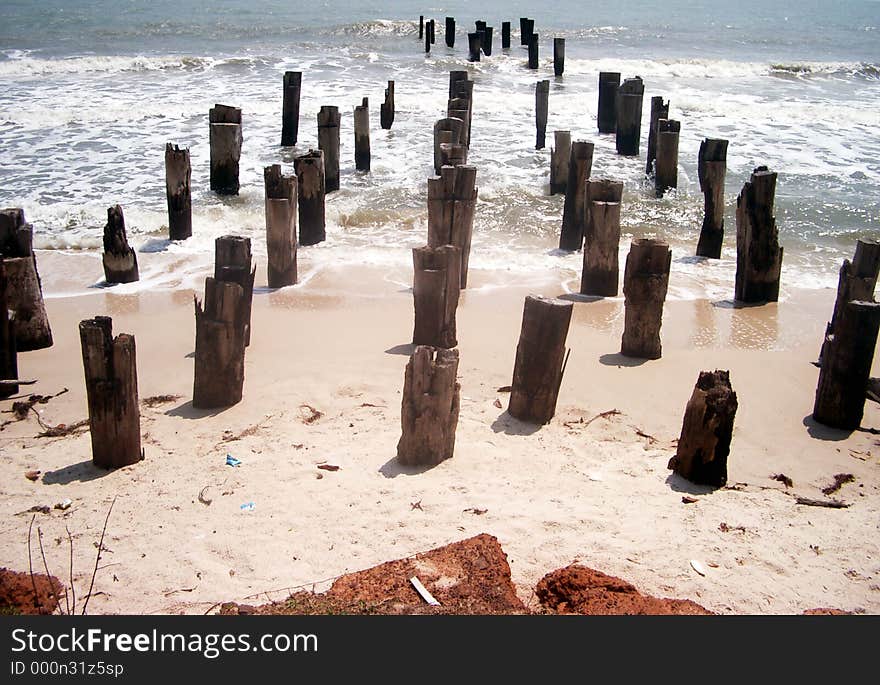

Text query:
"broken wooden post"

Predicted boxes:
[[813, 301, 880, 430], [535, 80, 549, 150], [448, 71, 473, 147], [397, 346, 460, 466], [317, 106, 341, 192], [527, 34, 539, 69], [193, 279, 247, 409], [615, 77, 644, 156], [553, 38, 564, 76], [735, 166, 783, 303], [597, 71, 620, 133], [281, 71, 302, 147], [508, 295, 573, 425], [825, 240, 880, 346], [214, 235, 255, 346], [0, 260, 17, 399], [696, 138, 729, 258], [209, 104, 242, 195], [549, 131, 571, 195], [380, 80, 395, 130], [102, 205, 139, 284], [467, 32, 481, 61], [645, 96, 669, 176], [445, 17, 455, 47], [164, 143, 191, 241], [581, 179, 624, 297], [427, 165, 478, 289], [502, 22, 511, 49], [412, 245, 461, 349], [354, 97, 370, 172], [79, 316, 142, 469], [621, 239, 671, 359], [0, 209, 52, 351], [559, 141, 595, 251], [293, 150, 326, 246], [654, 119, 680, 197], [433, 117, 464, 175], [264, 164, 297, 288], [667, 370, 738, 487]]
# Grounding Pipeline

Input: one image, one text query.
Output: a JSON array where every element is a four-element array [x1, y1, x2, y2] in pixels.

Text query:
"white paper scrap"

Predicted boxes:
[[410, 576, 441, 606]]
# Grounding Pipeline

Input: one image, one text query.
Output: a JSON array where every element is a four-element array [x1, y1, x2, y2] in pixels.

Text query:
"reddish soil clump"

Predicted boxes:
[[0, 568, 62, 615], [802, 608, 851, 615], [536, 564, 712, 615]]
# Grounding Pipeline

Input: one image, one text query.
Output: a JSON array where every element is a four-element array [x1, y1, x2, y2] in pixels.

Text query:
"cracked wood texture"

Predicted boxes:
[[427, 165, 478, 289], [735, 166, 783, 303], [102, 204, 139, 284], [209, 104, 242, 195], [193, 278, 247, 409], [165, 143, 192, 240], [696, 138, 728, 258], [412, 245, 461, 349], [264, 164, 297, 288], [293, 149, 326, 246], [621, 239, 671, 359]]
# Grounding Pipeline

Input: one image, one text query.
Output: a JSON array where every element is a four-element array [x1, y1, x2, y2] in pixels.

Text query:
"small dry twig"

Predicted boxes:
[[298, 404, 323, 424], [81, 496, 117, 615], [583, 409, 621, 428], [795, 496, 850, 509], [37, 527, 63, 615], [141, 394, 182, 408]]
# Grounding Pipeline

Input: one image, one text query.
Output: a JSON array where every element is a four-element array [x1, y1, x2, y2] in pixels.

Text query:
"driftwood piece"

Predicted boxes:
[[445, 17, 455, 47], [508, 295, 573, 425], [615, 77, 644, 156], [645, 96, 669, 176], [549, 130, 571, 195], [354, 97, 370, 172], [317, 105, 341, 192], [668, 370, 738, 487], [397, 346, 460, 466], [535, 80, 549, 149], [427, 165, 478, 289], [281, 71, 302, 147], [263, 165, 297, 288], [380, 80, 395, 130], [735, 166, 783, 303], [597, 72, 620, 133], [293, 149, 326, 246], [655, 119, 680, 197], [502, 22, 511, 49], [102, 205, 139, 284], [696, 138, 729, 258], [553, 38, 565, 76], [79, 316, 142, 469], [193, 279, 247, 409], [581, 178, 624, 296], [164, 143, 191, 241], [412, 245, 461, 349], [813, 300, 880, 430], [0, 260, 18, 399], [795, 497, 850, 509], [214, 236, 255, 347], [559, 141, 595, 251], [0, 209, 52, 351], [621, 239, 671, 359], [209, 104, 242, 195]]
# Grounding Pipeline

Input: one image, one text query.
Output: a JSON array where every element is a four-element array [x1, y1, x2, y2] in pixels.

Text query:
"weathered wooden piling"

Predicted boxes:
[[380, 80, 395, 130], [696, 138, 729, 258], [527, 34, 539, 69], [79, 316, 142, 469], [668, 370, 738, 487], [597, 72, 620, 133], [0, 261, 17, 399], [448, 72, 474, 147], [549, 131, 571, 195], [813, 300, 880, 430], [263, 164, 297, 288], [621, 239, 671, 359], [654, 119, 680, 197], [193, 278, 247, 409], [397, 346, 460, 466], [645, 96, 669, 176], [419, 15, 424, 39], [209, 104, 242, 195], [293, 150, 326, 246], [553, 38, 565, 76], [615, 77, 644, 156], [164, 143, 191, 241], [475, 20, 486, 50], [317, 105, 341, 192], [102, 205, 139, 284], [482, 26, 494, 55], [425, 21, 431, 53], [427, 165, 478, 289], [281, 71, 302, 147], [520, 18, 534, 46], [439, 142, 468, 168], [508, 295, 573, 425], [734, 166, 783, 303], [535, 80, 549, 149], [354, 97, 370, 172], [412, 245, 461, 349], [214, 235, 255, 346], [429, 19, 435, 44], [581, 179, 624, 297], [558, 141, 595, 251], [445, 17, 455, 47], [0, 209, 52, 351], [467, 32, 481, 61], [433, 117, 465, 175], [502, 22, 511, 49]]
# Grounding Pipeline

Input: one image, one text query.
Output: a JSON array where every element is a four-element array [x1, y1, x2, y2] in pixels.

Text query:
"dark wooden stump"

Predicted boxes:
[[597, 71, 620, 134], [102, 205, 139, 284], [427, 165, 478, 289], [645, 96, 669, 176], [520, 18, 534, 46], [467, 32, 481, 61], [412, 245, 461, 349], [581, 179, 624, 297], [559, 141, 595, 251], [281, 71, 302, 147], [445, 17, 455, 47], [193, 278, 247, 409], [735, 166, 783, 303], [429, 19, 435, 44], [433, 117, 465, 175], [667, 370, 738, 487], [354, 97, 370, 172], [0, 260, 18, 399], [502, 22, 511, 49], [482, 26, 494, 55], [813, 301, 880, 430], [164, 143, 191, 241], [293, 149, 326, 246], [615, 77, 644, 156], [508, 295, 573, 425], [209, 104, 242, 195], [0, 208, 52, 351], [654, 119, 680, 197], [397, 346, 460, 466], [535, 80, 549, 149], [553, 38, 565, 76], [380, 80, 395, 130], [696, 138, 728, 258], [317, 105, 341, 192], [419, 15, 424, 39], [79, 316, 142, 469], [527, 34, 539, 69], [621, 239, 671, 359], [549, 130, 571, 195], [214, 235, 255, 347], [264, 164, 297, 288], [425, 21, 431, 53]]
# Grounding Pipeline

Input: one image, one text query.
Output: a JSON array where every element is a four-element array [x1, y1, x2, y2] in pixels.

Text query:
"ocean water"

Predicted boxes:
[[1, 0, 878, 300]]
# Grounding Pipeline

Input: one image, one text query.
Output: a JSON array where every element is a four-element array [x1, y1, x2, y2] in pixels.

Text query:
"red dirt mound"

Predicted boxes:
[[536, 564, 712, 615], [802, 608, 851, 615], [0, 568, 62, 615]]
